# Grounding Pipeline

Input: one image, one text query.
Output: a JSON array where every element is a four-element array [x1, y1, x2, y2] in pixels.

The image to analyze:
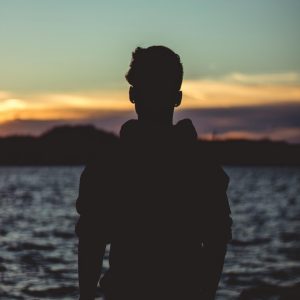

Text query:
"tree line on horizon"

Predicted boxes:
[[0, 125, 299, 165]]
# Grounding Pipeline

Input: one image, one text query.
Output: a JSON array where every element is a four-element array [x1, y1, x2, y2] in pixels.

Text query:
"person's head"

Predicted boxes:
[[125, 46, 183, 123]]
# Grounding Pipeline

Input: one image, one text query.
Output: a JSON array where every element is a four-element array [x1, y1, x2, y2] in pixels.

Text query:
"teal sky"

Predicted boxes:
[[1, 0, 300, 93]]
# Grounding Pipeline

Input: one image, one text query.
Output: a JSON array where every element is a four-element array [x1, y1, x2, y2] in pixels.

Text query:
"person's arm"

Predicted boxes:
[[201, 167, 232, 299], [75, 166, 109, 300], [201, 241, 227, 300], [78, 232, 106, 300]]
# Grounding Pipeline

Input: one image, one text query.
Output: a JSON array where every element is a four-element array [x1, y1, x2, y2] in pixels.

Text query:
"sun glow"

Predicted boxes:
[[0, 99, 27, 112], [182, 80, 300, 108], [1, 72, 300, 124]]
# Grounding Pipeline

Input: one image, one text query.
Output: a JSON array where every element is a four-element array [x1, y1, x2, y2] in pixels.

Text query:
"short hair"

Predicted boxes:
[[125, 46, 183, 91]]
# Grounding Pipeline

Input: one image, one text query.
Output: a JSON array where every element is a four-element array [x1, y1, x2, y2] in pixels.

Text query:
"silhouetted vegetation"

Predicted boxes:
[[197, 139, 300, 166], [0, 125, 299, 165], [0, 125, 118, 165]]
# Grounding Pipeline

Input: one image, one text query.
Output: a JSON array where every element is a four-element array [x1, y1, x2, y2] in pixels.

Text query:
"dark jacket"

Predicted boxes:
[[76, 119, 232, 300]]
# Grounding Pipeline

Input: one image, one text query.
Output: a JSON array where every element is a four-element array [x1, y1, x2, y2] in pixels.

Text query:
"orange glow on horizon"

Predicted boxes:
[[1, 73, 300, 124]]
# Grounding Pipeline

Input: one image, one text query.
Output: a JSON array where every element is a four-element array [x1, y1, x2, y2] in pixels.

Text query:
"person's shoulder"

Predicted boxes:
[[119, 119, 140, 142], [174, 119, 198, 142], [191, 146, 229, 190], [86, 139, 120, 164], [210, 163, 229, 191]]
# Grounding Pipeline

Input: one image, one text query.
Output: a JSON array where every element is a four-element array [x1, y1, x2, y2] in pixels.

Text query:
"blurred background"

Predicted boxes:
[[0, 1, 299, 299], [0, 0, 300, 141]]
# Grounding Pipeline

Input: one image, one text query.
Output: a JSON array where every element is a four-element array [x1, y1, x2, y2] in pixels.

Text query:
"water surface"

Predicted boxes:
[[0, 166, 299, 299]]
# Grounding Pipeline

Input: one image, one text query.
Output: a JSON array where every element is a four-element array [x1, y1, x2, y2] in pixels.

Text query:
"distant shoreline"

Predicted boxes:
[[0, 125, 299, 166]]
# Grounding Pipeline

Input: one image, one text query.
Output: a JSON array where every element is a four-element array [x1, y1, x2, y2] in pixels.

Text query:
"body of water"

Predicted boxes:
[[0, 166, 300, 299]]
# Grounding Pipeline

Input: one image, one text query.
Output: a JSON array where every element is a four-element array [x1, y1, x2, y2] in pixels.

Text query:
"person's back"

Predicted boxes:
[[76, 46, 232, 300]]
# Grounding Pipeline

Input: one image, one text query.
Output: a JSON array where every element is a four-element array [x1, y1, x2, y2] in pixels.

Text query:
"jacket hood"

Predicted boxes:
[[119, 118, 198, 143]]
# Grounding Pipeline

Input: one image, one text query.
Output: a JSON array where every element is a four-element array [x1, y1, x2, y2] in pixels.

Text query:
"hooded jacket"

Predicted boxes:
[[76, 118, 232, 300]]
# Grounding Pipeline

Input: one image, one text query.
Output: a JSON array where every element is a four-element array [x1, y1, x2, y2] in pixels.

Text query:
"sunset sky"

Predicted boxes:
[[1, 0, 300, 142]]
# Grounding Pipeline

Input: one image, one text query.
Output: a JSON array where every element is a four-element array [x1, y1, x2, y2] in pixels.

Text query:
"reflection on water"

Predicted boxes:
[[0, 166, 299, 299]]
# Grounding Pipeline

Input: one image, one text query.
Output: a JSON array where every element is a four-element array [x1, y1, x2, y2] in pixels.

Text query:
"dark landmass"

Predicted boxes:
[[0, 125, 299, 165]]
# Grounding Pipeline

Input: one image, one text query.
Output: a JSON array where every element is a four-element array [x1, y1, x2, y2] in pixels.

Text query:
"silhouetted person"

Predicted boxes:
[[75, 46, 232, 300]]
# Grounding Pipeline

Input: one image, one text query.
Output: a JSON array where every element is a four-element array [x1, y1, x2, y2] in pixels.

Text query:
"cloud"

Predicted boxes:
[[223, 72, 300, 85], [0, 89, 131, 123], [1, 71, 300, 123], [1, 71, 300, 142], [176, 103, 300, 131], [0, 111, 135, 137], [1, 103, 300, 143], [182, 75, 300, 108], [174, 103, 300, 143], [203, 128, 300, 144], [0, 99, 27, 112], [0, 91, 12, 100]]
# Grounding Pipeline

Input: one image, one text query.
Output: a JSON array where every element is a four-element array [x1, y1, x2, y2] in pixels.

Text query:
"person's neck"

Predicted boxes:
[[138, 115, 173, 127]]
